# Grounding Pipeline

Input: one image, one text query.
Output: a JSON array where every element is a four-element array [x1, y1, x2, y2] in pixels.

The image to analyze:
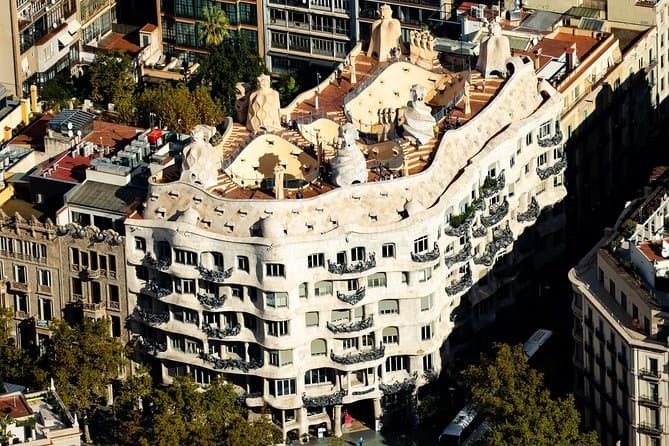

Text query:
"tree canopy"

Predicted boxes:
[[196, 36, 267, 114], [0, 307, 46, 389], [113, 375, 282, 446], [199, 5, 230, 48], [85, 52, 136, 106], [461, 343, 598, 446], [46, 318, 126, 415]]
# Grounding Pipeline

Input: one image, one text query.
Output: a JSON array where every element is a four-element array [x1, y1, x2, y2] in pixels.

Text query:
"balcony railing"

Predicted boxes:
[[9, 281, 29, 293], [336, 287, 365, 305], [379, 373, 417, 395], [330, 345, 385, 364], [197, 293, 226, 309], [481, 200, 509, 227], [639, 368, 661, 380], [203, 324, 241, 339], [445, 270, 472, 296], [199, 353, 263, 372], [637, 422, 663, 436], [536, 158, 567, 180], [480, 172, 506, 199], [638, 395, 662, 407], [132, 307, 169, 325], [327, 315, 373, 333], [197, 265, 233, 284], [141, 281, 171, 298], [411, 243, 440, 262], [302, 390, 345, 407], [142, 253, 171, 271], [473, 226, 514, 267], [518, 197, 540, 222], [328, 253, 376, 275], [444, 242, 471, 268], [108, 301, 120, 311], [131, 336, 167, 355], [82, 302, 104, 312], [537, 127, 564, 148]]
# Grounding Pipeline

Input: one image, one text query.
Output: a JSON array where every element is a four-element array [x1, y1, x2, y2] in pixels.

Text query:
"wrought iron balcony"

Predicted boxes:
[[328, 253, 376, 275], [536, 158, 567, 180], [473, 226, 514, 266], [197, 265, 233, 283], [473, 226, 487, 238], [352, 387, 376, 396], [131, 336, 167, 355], [638, 395, 662, 407], [302, 390, 345, 407], [637, 422, 663, 436], [537, 127, 563, 148], [481, 200, 509, 227], [141, 281, 171, 298], [132, 307, 169, 325], [411, 243, 440, 262], [379, 373, 417, 395], [330, 345, 385, 364], [336, 287, 366, 305], [444, 242, 471, 268], [480, 171, 506, 199], [203, 324, 241, 339], [639, 368, 661, 380], [199, 353, 263, 372], [517, 197, 540, 222], [327, 315, 374, 333], [197, 293, 226, 309], [142, 253, 171, 271], [445, 270, 472, 296]]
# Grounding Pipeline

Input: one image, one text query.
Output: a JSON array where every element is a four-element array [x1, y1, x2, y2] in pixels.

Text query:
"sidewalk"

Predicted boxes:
[[307, 426, 435, 446]]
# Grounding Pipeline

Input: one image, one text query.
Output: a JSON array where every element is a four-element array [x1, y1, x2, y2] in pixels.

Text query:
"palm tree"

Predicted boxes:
[[199, 5, 230, 48]]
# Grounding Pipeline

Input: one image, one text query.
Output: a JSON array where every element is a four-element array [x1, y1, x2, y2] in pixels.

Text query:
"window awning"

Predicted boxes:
[[58, 32, 74, 47], [68, 19, 81, 35]]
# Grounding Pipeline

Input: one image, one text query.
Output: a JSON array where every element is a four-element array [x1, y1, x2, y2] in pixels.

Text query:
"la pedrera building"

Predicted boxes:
[[125, 16, 566, 440]]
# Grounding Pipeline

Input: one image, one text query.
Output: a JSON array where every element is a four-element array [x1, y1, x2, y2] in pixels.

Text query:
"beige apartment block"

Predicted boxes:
[[125, 24, 567, 438], [571, 180, 669, 446]]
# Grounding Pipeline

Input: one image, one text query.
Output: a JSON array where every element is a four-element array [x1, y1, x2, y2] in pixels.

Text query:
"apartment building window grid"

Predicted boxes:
[[266, 263, 285, 277]]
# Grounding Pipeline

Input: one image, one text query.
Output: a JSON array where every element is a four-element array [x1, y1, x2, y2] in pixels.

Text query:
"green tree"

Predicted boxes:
[[196, 36, 266, 114], [113, 88, 136, 125], [0, 307, 46, 388], [86, 52, 135, 106], [276, 74, 300, 106], [41, 70, 74, 111], [462, 343, 598, 446], [0, 414, 13, 445], [46, 318, 126, 415], [199, 5, 230, 48]]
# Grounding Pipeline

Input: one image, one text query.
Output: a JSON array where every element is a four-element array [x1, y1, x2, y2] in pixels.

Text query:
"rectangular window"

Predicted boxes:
[[111, 316, 121, 337], [13, 265, 26, 283], [414, 236, 429, 253], [305, 368, 332, 385], [71, 248, 80, 266], [382, 243, 395, 258], [38, 298, 52, 321], [266, 263, 285, 277], [266, 292, 288, 308], [175, 249, 197, 265], [180, 279, 196, 294], [91, 281, 102, 303], [342, 337, 358, 350], [331, 310, 349, 322], [134, 237, 146, 251], [307, 253, 325, 268], [538, 121, 551, 138], [525, 132, 533, 146], [379, 299, 399, 315], [109, 284, 120, 302], [367, 272, 387, 288], [418, 267, 432, 283], [537, 152, 548, 166], [421, 324, 433, 340], [423, 354, 434, 371], [305, 312, 319, 327], [385, 355, 409, 372], [72, 277, 83, 296], [362, 334, 375, 347], [15, 294, 28, 313], [271, 378, 296, 396], [420, 294, 433, 311], [237, 256, 249, 272], [108, 255, 116, 274], [314, 281, 332, 296], [347, 279, 359, 291], [38, 269, 51, 287], [267, 320, 289, 336], [299, 282, 307, 298], [620, 292, 627, 311], [351, 246, 366, 261]]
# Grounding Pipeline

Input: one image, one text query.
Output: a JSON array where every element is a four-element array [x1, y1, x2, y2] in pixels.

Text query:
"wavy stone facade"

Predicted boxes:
[[125, 57, 566, 438]]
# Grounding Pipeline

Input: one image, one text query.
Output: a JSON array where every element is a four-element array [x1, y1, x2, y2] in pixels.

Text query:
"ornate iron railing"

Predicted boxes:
[[142, 253, 171, 270], [517, 197, 540, 222], [473, 226, 514, 266], [203, 324, 241, 339], [480, 171, 505, 199], [380, 373, 417, 395], [481, 200, 509, 227], [199, 353, 263, 372], [537, 127, 563, 148], [337, 287, 366, 305], [473, 226, 487, 238], [328, 253, 376, 274], [411, 243, 440, 262], [142, 281, 171, 298], [197, 265, 233, 283], [445, 270, 472, 296], [352, 387, 376, 396], [536, 158, 567, 180], [302, 390, 346, 407], [131, 336, 167, 355], [330, 346, 385, 364], [132, 307, 169, 325], [197, 293, 226, 309], [327, 315, 374, 333], [444, 242, 471, 268]]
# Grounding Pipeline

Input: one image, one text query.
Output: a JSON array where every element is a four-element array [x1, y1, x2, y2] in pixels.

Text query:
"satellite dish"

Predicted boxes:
[[67, 122, 73, 130], [68, 130, 73, 138]]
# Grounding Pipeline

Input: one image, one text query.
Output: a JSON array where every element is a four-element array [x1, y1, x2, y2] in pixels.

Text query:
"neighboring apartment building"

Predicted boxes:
[[79, 0, 117, 46], [570, 177, 669, 446], [125, 31, 567, 439]]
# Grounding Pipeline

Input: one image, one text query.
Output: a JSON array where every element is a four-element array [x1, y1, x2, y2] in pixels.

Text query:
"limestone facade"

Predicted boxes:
[[126, 55, 566, 439]]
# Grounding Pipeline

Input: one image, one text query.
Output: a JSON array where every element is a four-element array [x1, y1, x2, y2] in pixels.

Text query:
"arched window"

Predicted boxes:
[[382, 326, 399, 344], [310, 338, 327, 356], [367, 272, 386, 288]]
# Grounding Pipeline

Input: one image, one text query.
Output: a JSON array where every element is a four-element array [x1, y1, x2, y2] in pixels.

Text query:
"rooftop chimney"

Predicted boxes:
[[534, 48, 542, 71]]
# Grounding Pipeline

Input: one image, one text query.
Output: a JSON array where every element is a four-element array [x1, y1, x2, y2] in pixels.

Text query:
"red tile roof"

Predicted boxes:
[[0, 394, 32, 419]]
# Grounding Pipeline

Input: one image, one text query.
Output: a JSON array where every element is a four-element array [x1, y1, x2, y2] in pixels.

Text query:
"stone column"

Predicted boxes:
[[274, 163, 285, 200], [373, 398, 382, 419], [30, 84, 38, 112], [297, 407, 308, 439], [350, 58, 357, 85], [244, 342, 250, 362], [333, 404, 343, 437], [347, 372, 352, 395]]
